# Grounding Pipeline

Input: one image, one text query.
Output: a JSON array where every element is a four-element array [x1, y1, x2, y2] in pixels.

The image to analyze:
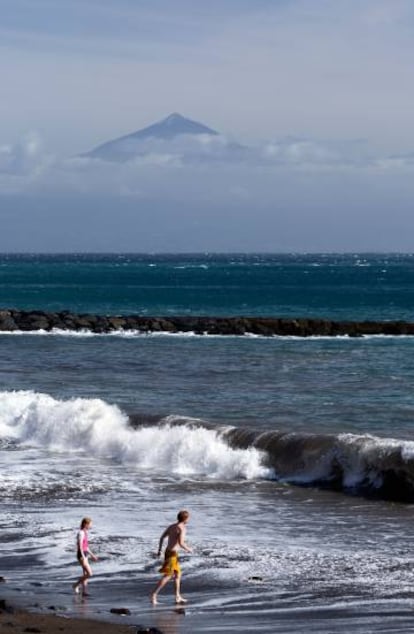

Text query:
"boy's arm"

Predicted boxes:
[[178, 526, 192, 553], [157, 528, 168, 556]]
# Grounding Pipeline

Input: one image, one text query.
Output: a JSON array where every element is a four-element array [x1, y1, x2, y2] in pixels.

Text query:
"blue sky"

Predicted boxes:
[[1, 0, 414, 251]]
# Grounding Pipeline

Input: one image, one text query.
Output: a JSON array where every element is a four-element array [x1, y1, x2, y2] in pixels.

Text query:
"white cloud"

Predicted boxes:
[[263, 140, 342, 166], [0, 131, 55, 193], [0, 132, 43, 173], [2, 125, 414, 202]]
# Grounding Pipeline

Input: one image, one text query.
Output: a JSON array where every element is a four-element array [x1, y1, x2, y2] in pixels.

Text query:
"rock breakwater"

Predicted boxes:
[[1, 309, 414, 337]]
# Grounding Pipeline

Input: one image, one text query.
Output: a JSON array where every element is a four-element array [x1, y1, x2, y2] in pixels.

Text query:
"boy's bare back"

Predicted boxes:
[[163, 521, 186, 552]]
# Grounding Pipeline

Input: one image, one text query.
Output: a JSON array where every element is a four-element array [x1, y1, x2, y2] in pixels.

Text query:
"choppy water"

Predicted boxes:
[[1, 254, 414, 633], [1, 252, 414, 319]]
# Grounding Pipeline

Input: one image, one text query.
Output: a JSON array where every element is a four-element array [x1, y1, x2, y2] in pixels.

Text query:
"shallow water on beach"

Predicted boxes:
[[2, 472, 414, 633]]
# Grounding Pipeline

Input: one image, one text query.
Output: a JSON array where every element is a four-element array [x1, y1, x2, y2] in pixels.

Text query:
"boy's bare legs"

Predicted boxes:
[[174, 573, 187, 604], [151, 574, 171, 605]]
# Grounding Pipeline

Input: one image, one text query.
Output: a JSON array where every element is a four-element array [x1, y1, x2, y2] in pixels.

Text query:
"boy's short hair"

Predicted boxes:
[[177, 510, 189, 522]]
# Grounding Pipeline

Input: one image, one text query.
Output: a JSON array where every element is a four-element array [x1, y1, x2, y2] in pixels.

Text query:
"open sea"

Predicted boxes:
[[2, 253, 414, 634]]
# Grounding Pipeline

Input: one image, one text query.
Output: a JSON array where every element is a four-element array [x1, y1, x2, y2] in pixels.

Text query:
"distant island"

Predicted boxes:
[[82, 112, 246, 162], [83, 112, 218, 160]]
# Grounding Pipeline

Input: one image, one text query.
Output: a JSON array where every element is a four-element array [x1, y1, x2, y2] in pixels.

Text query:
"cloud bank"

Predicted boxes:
[[0, 124, 412, 198], [1, 123, 414, 253]]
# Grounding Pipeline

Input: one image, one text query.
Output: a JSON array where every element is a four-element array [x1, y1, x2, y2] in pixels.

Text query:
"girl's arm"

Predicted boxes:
[[88, 548, 98, 562]]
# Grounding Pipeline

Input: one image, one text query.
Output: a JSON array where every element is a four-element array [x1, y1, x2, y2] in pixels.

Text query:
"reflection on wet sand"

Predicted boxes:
[[154, 608, 185, 634]]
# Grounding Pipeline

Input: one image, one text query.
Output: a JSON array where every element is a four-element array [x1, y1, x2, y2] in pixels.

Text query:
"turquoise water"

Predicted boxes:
[[1, 253, 414, 319]]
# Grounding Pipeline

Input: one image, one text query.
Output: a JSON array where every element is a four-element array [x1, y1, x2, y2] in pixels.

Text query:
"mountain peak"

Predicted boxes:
[[84, 113, 220, 161], [163, 112, 186, 124], [133, 113, 219, 139]]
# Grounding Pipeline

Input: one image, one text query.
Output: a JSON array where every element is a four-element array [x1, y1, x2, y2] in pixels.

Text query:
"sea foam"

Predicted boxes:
[[0, 391, 270, 480]]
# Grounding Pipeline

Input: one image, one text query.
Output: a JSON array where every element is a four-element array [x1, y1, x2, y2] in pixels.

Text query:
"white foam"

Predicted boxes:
[[0, 391, 271, 480], [1, 328, 411, 341]]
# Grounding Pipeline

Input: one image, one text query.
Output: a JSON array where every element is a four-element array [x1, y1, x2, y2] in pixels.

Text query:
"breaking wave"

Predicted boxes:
[[0, 391, 269, 481], [222, 426, 414, 501], [1, 390, 414, 500]]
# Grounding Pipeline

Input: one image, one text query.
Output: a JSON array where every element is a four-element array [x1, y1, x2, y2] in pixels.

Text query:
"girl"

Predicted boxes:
[[73, 517, 98, 595]]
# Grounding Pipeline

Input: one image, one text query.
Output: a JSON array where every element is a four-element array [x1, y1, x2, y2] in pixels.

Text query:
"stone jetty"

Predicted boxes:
[[1, 309, 414, 337]]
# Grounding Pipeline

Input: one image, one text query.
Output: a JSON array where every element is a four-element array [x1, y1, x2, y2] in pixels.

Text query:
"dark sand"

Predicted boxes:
[[0, 593, 191, 634], [0, 605, 133, 634]]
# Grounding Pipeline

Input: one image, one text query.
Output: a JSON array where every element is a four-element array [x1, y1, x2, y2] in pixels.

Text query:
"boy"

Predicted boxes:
[[151, 510, 192, 605]]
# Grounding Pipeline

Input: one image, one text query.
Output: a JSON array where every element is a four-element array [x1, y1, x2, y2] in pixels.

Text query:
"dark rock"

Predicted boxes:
[[110, 607, 131, 615], [174, 607, 186, 615], [0, 600, 14, 614], [72, 316, 94, 329], [136, 627, 164, 634], [4, 309, 414, 337], [107, 316, 127, 329], [28, 319, 50, 331], [14, 312, 51, 331], [0, 311, 18, 331], [24, 628, 42, 633]]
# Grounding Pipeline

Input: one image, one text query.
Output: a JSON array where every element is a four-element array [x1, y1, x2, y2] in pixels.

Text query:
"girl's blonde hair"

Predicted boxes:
[[80, 517, 92, 529]]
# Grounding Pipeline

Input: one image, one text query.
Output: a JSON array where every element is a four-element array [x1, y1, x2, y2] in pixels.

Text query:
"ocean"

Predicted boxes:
[[1, 253, 414, 634]]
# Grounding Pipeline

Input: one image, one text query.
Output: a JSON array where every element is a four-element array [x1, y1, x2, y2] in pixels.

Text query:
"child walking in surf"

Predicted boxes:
[[151, 510, 192, 605], [73, 517, 98, 596]]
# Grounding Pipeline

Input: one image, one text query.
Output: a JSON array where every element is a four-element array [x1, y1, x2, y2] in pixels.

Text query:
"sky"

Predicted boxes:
[[1, 0, 414, 252]]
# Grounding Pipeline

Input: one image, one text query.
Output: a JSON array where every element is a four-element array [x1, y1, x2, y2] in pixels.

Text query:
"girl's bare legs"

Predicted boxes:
[[73, 559, 92, 595]]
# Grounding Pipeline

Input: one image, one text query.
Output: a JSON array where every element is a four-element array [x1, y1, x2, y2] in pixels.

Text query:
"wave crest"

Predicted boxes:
[[0, 391, 270, 481], [223, 426, 414, 501]]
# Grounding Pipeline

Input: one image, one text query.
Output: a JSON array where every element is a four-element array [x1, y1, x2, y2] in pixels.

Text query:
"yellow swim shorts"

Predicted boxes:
[[159, 549, 180, 576]]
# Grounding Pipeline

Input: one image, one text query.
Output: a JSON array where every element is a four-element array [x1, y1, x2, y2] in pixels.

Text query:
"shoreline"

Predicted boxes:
[[0, 589, 176, 634], [0, 602, 134, 634], [0, 573, 197, 634], [1, 309, 414, 337]]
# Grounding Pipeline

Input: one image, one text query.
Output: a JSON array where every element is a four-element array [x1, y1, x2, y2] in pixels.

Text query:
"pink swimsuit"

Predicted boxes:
[[77, 529, 89, 559]]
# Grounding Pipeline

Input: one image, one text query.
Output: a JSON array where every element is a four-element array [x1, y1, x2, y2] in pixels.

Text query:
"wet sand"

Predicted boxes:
[[0, 604, 133, 634], [0, 587, 193, 634]]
